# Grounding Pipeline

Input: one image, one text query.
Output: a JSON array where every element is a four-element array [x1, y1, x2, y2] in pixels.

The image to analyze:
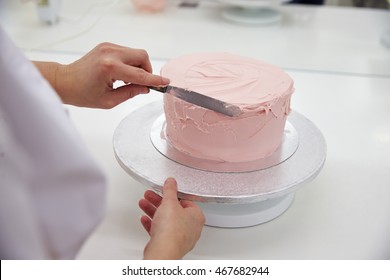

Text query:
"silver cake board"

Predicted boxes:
[[113, 101, 326, 228]]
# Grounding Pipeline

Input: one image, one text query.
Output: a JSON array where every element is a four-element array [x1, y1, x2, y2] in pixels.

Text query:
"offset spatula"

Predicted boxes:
[[150, 85, 242, 117]]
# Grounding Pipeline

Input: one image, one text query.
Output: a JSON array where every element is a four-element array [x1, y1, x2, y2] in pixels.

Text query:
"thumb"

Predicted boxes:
[[162, 177, 178, 202]]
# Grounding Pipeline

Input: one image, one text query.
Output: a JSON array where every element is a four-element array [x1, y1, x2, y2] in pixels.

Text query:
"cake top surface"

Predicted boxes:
[[161, 52, 294, 108]]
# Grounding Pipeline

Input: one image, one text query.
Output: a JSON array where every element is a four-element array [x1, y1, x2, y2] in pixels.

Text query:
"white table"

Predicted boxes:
[[1, 0, 390, 259]]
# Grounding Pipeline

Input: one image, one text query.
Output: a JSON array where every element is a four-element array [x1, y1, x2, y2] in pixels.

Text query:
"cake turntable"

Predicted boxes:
[[113, 101, 326, 228], [217, 0, 284, 25]]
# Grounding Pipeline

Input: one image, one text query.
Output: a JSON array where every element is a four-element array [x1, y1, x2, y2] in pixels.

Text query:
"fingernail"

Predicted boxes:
[[165, 177, 176, 184]]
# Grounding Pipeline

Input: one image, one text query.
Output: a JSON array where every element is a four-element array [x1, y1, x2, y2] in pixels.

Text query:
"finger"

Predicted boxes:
[[100, 85, 149, 109], [139, 198, 157, 219], [130, 49, 153, 74], [116, 47, 154, 73], [144, 190, 163, 208], [162, 177, 179, 203], [112, 84, 150, 99], [112, 64, 170, 87], [115, 83, 149, 93], [140, 215, 152, 235], [95, 43, 154, 74]]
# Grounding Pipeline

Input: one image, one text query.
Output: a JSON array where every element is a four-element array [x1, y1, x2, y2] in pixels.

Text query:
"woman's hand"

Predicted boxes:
[[34, 42, 169, 109], [139, 177, 205, 259]]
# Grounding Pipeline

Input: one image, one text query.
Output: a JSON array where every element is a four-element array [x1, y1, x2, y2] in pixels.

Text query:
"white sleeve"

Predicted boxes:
[[0, 28, 107, 259]]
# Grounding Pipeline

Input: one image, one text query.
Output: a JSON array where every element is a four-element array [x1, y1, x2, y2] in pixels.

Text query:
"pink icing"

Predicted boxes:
[[161, 53, 294, 163]]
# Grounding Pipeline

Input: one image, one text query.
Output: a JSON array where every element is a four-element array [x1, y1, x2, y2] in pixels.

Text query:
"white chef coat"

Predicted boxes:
[[0, 28, 107, 259]]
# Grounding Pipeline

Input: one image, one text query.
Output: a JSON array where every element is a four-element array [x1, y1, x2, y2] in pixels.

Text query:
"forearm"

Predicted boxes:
[[34, 60, 78, 106], [33, 61, 58, 89], [33, 61, 66, 101]]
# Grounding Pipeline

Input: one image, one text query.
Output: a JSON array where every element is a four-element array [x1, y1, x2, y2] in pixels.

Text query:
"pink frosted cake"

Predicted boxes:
[[161, 53, 294, 163]]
